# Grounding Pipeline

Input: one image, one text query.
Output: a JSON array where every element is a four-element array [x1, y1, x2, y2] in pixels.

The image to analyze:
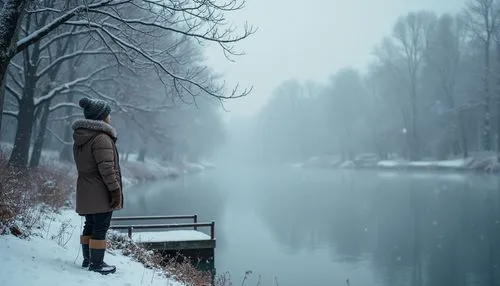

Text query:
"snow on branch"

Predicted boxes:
[[8, 61, 23, 72], [7, 70, 23, 91], [15, 0, 120, 54], [11, 0, 253, 100], [39, 28, 98, 52], [34, 64, 113, 106], [5, 84, 21, 103], [36, 49, 121, 78], [78, 83, 173, 113], [2, 110, 18, 119], [48, 102, 80, 113], [50, 114, 82, 122], [87, 7, 254, 47], [75, 21, 249, 99], [26, 7, 62, 14]]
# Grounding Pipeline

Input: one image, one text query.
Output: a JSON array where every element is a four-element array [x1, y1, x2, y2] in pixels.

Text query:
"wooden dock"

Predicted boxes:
[[110, 215, 216, 260]]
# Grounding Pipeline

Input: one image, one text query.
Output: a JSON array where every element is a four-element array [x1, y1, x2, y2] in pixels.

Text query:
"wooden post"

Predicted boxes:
[[194, 214, 198, 230], [210, 221, 215, 240], [128, 226, 133, 238]]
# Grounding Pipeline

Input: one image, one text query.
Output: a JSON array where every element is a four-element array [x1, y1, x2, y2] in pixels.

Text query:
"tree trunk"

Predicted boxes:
[[0, 1, 27, 144], [0, 79, 5, 147], [44, 113, 54, 148], [59, 48, 76, 161], [138, 147, 147, 162], [8, 31, 43, 168], [410, 73, 420, 160], [8, 66, 36, 168], [483, 39, 492, 151], [59, 94, 74, 161], [8, 96, 35, 168], [0, 0, 28, 87], [458, 111, 468, 158], [29, 101, 50, 167]]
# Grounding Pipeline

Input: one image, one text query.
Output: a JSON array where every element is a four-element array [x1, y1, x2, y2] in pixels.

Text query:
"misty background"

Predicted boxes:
[[222, 0, 500, 167]]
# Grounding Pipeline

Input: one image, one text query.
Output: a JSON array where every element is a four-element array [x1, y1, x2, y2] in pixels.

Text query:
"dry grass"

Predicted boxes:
[[107, 231, 214, 285], [0, 158, 73, 237], [107, 230, 281, 286]]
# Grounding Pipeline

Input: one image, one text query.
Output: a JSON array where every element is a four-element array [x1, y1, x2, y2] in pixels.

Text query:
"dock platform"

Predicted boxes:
[[110, 215, 216, 260]]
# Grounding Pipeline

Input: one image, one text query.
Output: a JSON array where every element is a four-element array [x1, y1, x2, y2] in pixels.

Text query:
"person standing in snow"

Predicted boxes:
[[72, 97, 123, 275]]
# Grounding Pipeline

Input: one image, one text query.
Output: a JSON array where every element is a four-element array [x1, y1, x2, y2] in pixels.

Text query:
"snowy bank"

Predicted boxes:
[[0, 143, 214, 187], [120, 159, 215, 187], [297, 152, 500, 173], [0, 209, 184, 286]]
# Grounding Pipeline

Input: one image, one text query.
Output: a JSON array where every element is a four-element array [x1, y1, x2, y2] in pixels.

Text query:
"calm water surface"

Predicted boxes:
[[118, 166, 500, 286]]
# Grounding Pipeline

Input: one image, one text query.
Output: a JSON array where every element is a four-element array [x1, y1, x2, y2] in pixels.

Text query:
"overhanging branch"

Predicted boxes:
[[15, 0, 118, 54], [49, 102, 80, 113], [36, 49, 119, 78], [5, 85, 21, 104], [47, 128, 73, 145], [2, 110, 18, 119], [35, 65, 113, 106]]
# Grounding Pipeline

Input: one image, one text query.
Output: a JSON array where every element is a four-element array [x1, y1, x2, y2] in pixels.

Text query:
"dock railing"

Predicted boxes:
[[110, 215, 215, 240]]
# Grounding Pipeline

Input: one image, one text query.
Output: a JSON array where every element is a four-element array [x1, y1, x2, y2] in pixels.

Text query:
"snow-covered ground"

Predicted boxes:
[[0, 209, 184, 286], [377, 158, 471, 169], [133, 231, 210, 244]]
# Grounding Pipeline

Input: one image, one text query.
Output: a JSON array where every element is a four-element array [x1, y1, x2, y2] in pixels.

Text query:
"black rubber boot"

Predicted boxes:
[[88, 248, 116, 275], [81, 244, 90, 268]]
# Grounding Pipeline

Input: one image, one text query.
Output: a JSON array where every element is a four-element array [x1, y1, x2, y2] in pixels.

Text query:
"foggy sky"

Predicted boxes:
[[204, 0, 465, 120]]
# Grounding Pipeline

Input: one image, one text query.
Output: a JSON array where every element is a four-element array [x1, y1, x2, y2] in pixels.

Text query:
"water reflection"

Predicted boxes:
[[253, 170, 500, 285]]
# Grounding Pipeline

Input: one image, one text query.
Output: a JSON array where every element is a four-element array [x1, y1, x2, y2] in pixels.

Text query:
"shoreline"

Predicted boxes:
[[296, 156, 500, 174]]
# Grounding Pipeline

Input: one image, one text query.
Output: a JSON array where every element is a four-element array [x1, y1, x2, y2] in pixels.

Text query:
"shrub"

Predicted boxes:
[[0, 159, 73, 237]]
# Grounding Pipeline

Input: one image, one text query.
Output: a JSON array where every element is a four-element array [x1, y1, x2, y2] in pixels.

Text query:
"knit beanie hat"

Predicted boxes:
[[78, 97, 111, 121]]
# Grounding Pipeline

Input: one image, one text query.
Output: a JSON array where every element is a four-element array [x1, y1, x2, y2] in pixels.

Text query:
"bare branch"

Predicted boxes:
[[47, 128, 73, 145], [50, 114, 82, 121], [49, 102, 80, 113], [26, 7, 62, 14], [78, 83, 173, 112], [15, 0, 118, 54], [35, 64, 113, 106], [36, 49, 120, 78], [2, 110, 18, 119], [7, 69, 24, 90], [65, 20, 247, 99], [87, 7, 253, 45], [5, 84, 21, 103], [8, 61, 23, 72], [39, 28, 97, 51]]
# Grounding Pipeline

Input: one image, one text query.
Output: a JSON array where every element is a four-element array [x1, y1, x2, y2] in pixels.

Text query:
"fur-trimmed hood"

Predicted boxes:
[[72, 119, 117, 146]]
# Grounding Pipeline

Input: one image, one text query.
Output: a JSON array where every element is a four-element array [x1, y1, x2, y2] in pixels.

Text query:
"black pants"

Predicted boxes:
[[82, 212, 113, 240]]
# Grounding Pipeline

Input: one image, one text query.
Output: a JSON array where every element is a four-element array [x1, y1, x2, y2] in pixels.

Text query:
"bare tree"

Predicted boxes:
[[464, 0, 500, 151], [391, 11, 437, 160], [425, 14, 469, 158]]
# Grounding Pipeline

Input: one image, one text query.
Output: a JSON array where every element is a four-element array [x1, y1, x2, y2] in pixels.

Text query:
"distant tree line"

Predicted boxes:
[[255, 0, 500, 163]]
